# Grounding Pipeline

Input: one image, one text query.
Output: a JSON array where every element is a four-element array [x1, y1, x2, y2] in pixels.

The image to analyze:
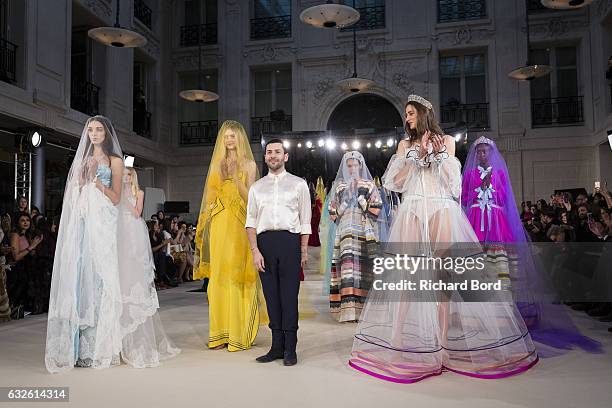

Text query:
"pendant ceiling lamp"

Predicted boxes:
[[540, 0, 593, 10], [508, 0, 552, 80], [336, 1, 374, 92], [300, 0, 360, 29], [88, 0, 147, 48], [179, 0, 219, 102]]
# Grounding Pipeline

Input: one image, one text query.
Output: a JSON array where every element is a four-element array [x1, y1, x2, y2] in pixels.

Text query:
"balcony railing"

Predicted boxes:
[[134, 0, 152, 29], [71, 79, 100, 116], [340, 5, 385, 31], [531, 96, 584, 127], [440, 103, 489, 130], [134, 110, 152, 139], [438, 0, 487, 23], [251, 115, 292, 140], [179, 23, 218, 46], [180, 120, 219, 145], [0, 38, 17, 83], [250, 15, 291, 40]]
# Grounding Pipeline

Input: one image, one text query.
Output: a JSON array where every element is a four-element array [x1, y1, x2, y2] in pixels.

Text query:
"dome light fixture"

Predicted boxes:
[[509, 0, 552, 81], [540, 0, 593, 10], [179, 0, 219, 102], [88, 0, 147, 48], [299, 1, 360, 29]]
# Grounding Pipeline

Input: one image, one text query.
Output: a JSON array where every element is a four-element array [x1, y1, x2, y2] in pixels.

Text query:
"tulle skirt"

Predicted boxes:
[[116, 211, 180, 367], [349, 195, 538, 382]]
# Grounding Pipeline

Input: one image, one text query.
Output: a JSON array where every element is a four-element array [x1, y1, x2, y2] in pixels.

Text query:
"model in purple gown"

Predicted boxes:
[[462, 136, 601, 354]]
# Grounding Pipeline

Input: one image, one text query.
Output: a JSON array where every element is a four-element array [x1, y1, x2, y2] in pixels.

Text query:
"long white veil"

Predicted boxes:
[[45, 116, 179, 373]]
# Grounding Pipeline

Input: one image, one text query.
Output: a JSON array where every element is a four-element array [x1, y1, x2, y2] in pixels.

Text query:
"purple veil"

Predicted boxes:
[[461, 136, 601, 354]]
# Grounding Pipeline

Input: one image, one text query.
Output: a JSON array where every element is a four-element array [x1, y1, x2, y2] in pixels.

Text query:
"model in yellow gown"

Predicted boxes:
[[194, 121, 263, 351]]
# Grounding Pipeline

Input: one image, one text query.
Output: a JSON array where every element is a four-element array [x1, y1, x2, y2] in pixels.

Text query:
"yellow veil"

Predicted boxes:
[[194, 120, 260, 280], [315, 176, 326, 203]]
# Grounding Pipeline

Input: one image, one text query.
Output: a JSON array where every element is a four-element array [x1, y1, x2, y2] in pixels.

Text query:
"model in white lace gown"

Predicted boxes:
[[45, 116, 179, 373], [117, 168, 180, 367], [349, 95, 538, 383]]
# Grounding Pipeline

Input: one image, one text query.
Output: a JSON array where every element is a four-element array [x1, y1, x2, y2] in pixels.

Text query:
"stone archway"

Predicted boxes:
[[326, 93, 403, 130]]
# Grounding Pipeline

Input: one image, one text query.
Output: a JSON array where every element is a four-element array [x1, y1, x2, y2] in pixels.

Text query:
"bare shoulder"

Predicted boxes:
[[137, 190, 145, 197], [110, 156, 124, 169], [244, 159, 256, 173]]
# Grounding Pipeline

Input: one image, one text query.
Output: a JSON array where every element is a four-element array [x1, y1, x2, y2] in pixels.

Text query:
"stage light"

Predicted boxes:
[[283, 140, 291, 149], [341, 142, 348, 150], [318, 139, 325, 147], [325, 138, 336, 150], [375, 140, 382, 148], [366, 142, 371, 148], [124, 155, 135, 168], [352, 140, 361, 149], [30, 131, 42, 148], [306, 141, 313, 149], [297, 143, 302, 148], [455, 133, 463, 142], [386, 138, 394, 147]]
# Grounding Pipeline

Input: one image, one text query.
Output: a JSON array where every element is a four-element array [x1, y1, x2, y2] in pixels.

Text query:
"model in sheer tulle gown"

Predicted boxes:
[[349, 95, 538, 383]]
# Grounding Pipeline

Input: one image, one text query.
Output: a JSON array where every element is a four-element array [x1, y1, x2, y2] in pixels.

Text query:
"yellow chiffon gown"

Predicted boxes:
[[199, 171, 262, 351]]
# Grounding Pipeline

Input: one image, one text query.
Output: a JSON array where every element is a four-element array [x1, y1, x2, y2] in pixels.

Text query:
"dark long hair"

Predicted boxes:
[[404, 101, 444, 143], [12, 212, 35, 241]]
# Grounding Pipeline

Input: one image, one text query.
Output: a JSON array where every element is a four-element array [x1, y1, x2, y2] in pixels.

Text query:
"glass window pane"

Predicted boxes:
[[276, 89, 292, 114], [529, 48, 550, 66], [530, 76, 551, 99], [464, 54, 485, 76], [557, 69, 578, 97], [556, 46, 576, 67], [440, 56, 460, 78], [275, 68, 291, 89], [254, 0, 291, 18], [254, 71, 272, 91], [254, 90, 272, 116], [465, 75, 486, 103], [440, 78, 461, 105]]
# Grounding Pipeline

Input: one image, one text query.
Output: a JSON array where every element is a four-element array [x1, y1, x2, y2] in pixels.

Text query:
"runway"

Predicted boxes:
[[1, 248, 611, 408]]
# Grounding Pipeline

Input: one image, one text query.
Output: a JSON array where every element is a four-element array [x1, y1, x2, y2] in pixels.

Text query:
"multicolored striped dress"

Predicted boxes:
[[328, 179, 382, 322]]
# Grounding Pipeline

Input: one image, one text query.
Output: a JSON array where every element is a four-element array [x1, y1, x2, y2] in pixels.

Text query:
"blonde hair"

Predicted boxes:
[[127, 167, 140, 197], [217, 120, 251, 169]]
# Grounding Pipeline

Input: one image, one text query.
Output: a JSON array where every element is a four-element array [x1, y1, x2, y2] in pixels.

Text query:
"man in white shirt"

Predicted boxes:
[[246, 139, 311, 366]]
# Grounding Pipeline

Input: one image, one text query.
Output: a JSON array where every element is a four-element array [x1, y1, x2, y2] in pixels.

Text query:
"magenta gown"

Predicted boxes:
[[462, 167, 514, 243]]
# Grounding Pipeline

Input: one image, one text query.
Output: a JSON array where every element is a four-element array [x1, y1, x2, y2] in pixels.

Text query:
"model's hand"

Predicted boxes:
[[430, 133, 445, 153], [301, 247, 308, 268], [419, 131, 430, 158], [95, 179, 104, 192], [252, 248, 265, 272]]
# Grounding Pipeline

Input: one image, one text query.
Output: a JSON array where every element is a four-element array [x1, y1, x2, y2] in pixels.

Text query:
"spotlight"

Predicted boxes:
[[306, 141, 313, 149], [455, 133, 463, 142], [325, 138, 336, 150], [297, 143, 302, 148], [375, 140, 382, 149], [283, 140, 291, 149], [386, 138, 394, 147], [30, 131, 43, 148], [318, 139, 325, 147], [341, 142, 348, 150], [366, 142, 371, 148], [352, 140, 361, 149], [124, 155, 135, 168]]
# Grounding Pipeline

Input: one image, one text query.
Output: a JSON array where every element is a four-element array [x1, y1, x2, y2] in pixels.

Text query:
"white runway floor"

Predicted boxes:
[[1, 248, 611, 408]]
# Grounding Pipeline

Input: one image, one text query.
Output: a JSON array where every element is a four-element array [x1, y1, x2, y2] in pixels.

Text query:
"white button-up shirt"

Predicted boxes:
[[245, 170, 312, 235]]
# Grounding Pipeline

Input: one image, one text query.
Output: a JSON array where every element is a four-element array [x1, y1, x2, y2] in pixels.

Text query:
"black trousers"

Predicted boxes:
[[257, 231, 301, 336]]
